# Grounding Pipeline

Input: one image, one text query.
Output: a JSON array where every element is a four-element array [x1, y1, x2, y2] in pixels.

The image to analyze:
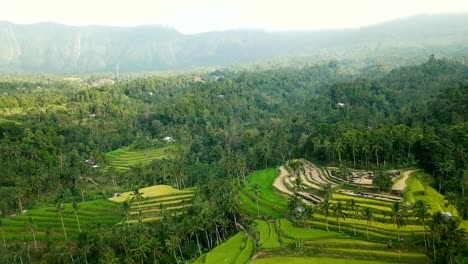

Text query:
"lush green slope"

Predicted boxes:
[[1, 200, 119, 241], [105, 146, 174, 171]]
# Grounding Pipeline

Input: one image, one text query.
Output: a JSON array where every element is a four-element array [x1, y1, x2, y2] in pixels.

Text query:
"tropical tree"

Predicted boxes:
[[130, 188, 144, 212], [120, 199, 132, 225], [250, 183, 263, 217], [72, 201, 81, 232], [412, 200, 431, 250], [287, 194, 302, 220], [332, 201, 347, 233], [320, 199, 331, 231], [0, 213, 6, 248], [388, 202, 406, 241], [293, 176, 303, 194], [428, 212, 445, 262], [25, 217, 37, 252], [56, 202, 68, 241], [346, 199, 359, 235], [362, 208, 374, 240], [131, 236, 151, 264]]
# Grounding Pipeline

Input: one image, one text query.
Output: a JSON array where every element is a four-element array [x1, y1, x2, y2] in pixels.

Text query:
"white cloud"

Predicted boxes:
[[1, 0, 468, 33]]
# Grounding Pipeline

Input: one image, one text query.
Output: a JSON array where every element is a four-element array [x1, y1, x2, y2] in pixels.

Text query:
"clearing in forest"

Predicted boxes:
[[105, 145, 174, 171]]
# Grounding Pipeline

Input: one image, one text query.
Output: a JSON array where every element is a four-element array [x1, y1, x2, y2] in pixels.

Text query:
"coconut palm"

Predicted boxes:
[[131, 236, 151, 264], [250, 183, 263, 216], [332, 201, 347, 233], [25, 217, 37, 252], [72, 202, 81, 232], [0, 214, 6, 248], [428, 211, 445, 262], [130, 188, 144, 211], [346, 199, 359, 235], [120, 199, 132, 225], [56, 202, 68, 241], [293, 176, 303, 193], [320, 199, 331, 231], [362, 207, 374, 240], [389, 202, 406, 241], [412, 200, 431, 250]]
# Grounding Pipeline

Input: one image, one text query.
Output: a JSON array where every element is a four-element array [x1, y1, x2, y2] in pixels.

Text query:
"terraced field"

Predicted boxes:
[[1, 185, 196, 243], [1, 200, 120, 241], [233, 162, 443, 263], [105, 145, 175, 171], [250, 218, 429, 263], [109, 185, 196, 223], [404, 171, 458, 216], [193, 232, 253, 264]]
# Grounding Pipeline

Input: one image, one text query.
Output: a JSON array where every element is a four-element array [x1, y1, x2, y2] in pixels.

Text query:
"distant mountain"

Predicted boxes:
[[1, 14, 468, 73]]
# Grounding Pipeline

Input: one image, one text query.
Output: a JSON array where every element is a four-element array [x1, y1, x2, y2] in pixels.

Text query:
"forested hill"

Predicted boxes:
[[1, 14, 468, 73]]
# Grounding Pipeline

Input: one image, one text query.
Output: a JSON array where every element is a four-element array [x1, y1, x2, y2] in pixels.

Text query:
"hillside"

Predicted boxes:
[[1, 14, 468, 73]]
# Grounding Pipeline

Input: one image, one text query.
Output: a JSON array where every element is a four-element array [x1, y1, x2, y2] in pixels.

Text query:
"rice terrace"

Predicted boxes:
[[0, 7, 468, 264]]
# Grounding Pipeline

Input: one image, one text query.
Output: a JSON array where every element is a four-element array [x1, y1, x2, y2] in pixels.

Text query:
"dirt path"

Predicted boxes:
[[392, 170, 418, 191], [273, 166, 294, 195]]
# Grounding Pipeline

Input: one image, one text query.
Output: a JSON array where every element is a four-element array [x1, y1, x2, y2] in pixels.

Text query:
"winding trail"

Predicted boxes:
[[392, 170, 418, 191]]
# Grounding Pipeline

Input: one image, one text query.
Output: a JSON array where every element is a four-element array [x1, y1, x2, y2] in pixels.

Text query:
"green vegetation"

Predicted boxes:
[[404, 172, 458, 216], [105, 146, 174, 171], [251, 257, 391, 264], [1, 200, 119, 241], [196, 232, 252, 264]]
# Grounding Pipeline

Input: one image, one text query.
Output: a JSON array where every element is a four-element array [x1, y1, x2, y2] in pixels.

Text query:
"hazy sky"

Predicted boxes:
[[2, 0, 468, 33]]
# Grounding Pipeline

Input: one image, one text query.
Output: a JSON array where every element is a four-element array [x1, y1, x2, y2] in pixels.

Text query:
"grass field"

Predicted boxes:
[[1, 200, 119, 241], [109, 184, 196, 223], [105, 145, 174, 171], [255, 220, 280, 249], [251, 257, 391, 264], [195, 232, 253, 264], [404, 171, 458, 216]]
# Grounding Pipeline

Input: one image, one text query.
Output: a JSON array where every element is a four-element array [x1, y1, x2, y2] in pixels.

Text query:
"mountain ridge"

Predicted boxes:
[[1, 13, 468, 73]]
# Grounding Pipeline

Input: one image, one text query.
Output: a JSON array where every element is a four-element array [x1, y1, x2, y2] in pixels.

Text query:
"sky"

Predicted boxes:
[[1, 0, 468, 34]]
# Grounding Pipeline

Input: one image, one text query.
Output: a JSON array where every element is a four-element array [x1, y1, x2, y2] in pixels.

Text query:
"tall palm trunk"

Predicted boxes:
[[325, 216, 329, 231], [204, 230, 211, 250], [195, 234, 202, 255], [60, 214, 68, 241], [74, 211, 81, 232], [366, 222, 369, 240], [31, 229, 37, 251]]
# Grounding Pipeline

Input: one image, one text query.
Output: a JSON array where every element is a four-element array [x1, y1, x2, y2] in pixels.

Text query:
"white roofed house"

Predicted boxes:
[[163, 136, 175, 143]]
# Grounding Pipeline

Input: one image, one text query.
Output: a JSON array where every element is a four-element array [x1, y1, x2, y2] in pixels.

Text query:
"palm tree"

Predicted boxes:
[[131, 236, 151, 264], [0, 213, 6, 248], [166, 236, 180, 263], [250, 183, 263, 216], [320, 199, 331, 231], [130, 188, 144, 212], [333, 140, 344, 167], [302, 204, 315, 228], [347, 199, 359, 236], [287, 194, 302, 220], [72, 202, 81, 232], [372, 143, 383, 167], [120, 199, 132, 225], [332, 201, 347, 233], [412, 200, 431, 250], [288, 160, 304, 177], [362, 208, 374, 240], [428, 211, 444, 262], [56, 203, 68, 241], [389, 202, 406, 241], [293, 176, 303, 194], [25, 217, 37, 252]]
